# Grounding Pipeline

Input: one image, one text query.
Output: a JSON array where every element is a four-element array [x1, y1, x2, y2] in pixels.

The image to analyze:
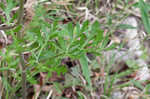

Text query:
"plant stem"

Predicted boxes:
[[17, 0, 24, 25], [20, 54, 27, 99], [9, 0, 27, 98]]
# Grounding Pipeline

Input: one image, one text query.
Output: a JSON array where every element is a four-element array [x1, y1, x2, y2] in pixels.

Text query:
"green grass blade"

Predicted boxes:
[[131, 80, 144, 90], [139, 0, 150, 34], [79, 54, 91, 88]]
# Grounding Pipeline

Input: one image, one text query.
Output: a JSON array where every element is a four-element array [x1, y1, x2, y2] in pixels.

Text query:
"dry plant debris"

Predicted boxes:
[[0, 0, 150, 99]]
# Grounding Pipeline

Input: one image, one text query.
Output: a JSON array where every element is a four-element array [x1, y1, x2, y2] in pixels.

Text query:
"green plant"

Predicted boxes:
[[0, 1, 113, 98], [1, 0, 150, 99]]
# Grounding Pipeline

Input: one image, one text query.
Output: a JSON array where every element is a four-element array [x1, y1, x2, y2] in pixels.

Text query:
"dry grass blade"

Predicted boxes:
[[52, 0, 73, 5], [46, 90, 53, 99]]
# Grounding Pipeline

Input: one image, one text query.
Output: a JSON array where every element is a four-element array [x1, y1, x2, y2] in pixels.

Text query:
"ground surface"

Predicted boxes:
[[0, 0, 150, 99]]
